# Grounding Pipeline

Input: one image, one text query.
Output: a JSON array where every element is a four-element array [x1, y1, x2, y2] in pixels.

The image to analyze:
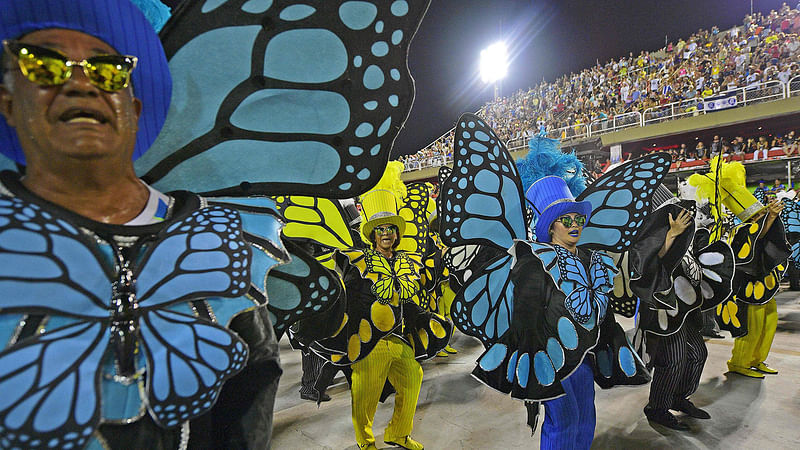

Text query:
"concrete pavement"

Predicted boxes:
[[272, 289, 800, 449]]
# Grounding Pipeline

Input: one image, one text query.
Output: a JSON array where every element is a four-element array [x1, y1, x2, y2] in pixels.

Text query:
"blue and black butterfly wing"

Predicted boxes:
[[139, 309, 248, 428], [263, 238, 343, 338], [0, 321, 108, 449], [781, 197, 800, 243], [439, 113, 527, 250], [136, 0, 431, 198], [131, 204, 289, 428], [0, 197, 115, 446], [576, 153, 672, 253], [450, 253, 515, 346], [590, 311, 650, 389], [135, 205, 254, 308], [0, 196, 112, 318]]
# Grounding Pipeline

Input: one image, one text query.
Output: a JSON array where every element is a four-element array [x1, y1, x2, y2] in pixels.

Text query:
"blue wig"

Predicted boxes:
[[516, 135, 586, 197]]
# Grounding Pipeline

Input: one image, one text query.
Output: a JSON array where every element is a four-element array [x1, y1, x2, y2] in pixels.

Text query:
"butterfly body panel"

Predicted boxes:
[[469, 241, 618, 401]]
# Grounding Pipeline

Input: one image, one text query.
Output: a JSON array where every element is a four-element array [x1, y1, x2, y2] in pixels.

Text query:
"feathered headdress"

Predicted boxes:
[[688, 156, 764, 223], [516, 136, 586, 197]]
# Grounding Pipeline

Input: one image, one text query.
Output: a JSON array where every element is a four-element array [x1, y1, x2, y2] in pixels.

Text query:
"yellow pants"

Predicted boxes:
[[437, 282, 456, 320], [729, 299, 778, 368], [351, 335, 423, 446]]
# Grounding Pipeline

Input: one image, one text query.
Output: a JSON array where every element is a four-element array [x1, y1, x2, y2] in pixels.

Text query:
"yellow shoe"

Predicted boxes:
[[727, 364, 765, 378], [357, 443, 378, 450], [444, 345, 458, 354], [436, 350, 448, 357], [385, 435, 424, 450], [754, 362, 778, 375]]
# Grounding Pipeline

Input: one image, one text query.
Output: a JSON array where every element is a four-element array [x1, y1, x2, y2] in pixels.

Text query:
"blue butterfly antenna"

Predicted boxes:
[[130, 0, 172, 32], [516, 135, 587, 198]]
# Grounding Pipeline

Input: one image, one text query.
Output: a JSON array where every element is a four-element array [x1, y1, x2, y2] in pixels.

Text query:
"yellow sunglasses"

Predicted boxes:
[[3, 40, 137, 92]]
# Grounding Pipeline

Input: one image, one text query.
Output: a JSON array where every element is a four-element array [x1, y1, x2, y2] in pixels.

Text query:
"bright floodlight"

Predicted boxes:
[[480, 42, 508, 83]]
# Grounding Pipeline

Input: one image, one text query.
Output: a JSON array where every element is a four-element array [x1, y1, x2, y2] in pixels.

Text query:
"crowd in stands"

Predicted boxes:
[[480, 3, 800, 142], [400, 3, 800, 172], [397, 129, 454, 170]]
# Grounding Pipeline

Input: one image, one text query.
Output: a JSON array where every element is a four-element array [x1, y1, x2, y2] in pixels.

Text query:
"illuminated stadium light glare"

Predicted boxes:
[[479, 41, 508, 84]]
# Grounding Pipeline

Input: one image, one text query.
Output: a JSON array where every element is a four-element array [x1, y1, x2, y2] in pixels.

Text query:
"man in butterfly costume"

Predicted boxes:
[[689, 158, 790, 379], [0, 0, 286, 447], [618, 185, 735, 430], [440, 120, 664, 449]]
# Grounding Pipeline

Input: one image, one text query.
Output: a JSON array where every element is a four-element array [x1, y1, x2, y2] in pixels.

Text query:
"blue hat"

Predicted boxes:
[[526, 176, 592, 243], [0, 0, 171, 164]]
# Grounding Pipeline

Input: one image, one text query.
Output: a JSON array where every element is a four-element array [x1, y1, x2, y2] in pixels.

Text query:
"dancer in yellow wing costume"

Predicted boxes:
[[285, 163, 452, 450], [347, 187, 451, 450], [689, 158, 790, 379]]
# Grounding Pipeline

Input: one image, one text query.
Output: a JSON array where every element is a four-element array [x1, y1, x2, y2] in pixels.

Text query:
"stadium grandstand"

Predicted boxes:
[[400, 3, 800, 190]]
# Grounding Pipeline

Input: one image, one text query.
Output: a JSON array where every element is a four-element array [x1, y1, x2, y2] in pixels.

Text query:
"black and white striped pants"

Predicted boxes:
[[647, 310, 708, 410], [300, 351, 327, 395]]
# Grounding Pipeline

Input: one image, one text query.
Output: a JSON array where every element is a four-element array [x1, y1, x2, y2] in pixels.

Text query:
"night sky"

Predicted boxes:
[[392, 0, 790, 155]]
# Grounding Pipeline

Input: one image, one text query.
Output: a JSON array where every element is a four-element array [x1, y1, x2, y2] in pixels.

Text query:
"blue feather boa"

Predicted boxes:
[[516, 136, 586, 197]]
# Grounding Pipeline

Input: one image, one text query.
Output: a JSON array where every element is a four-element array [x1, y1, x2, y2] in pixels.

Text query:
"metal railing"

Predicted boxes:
[[788, 75, 800, 97], [643, 80, 785, 125], [403, 79, 797, 173], [589, 111, 642, 135]]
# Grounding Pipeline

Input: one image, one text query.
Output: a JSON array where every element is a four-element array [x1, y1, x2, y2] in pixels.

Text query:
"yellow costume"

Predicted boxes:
[[689, 158, 790, 378]]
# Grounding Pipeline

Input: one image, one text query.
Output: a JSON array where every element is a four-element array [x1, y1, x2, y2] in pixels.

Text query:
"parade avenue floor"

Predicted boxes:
[[272, 289, 800, 449]]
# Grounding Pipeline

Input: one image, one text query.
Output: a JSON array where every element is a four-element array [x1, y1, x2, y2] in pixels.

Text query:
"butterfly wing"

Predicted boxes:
[[440, 113, 527, 250], [397, 183, 430, 254], [608, 252, 639, 318], [696, 240, 735, 311], [207, 197, 291, 295], [0, 322, 108, 449], [576, 153, 672, 252], [136, 0, 431, 198], [271, 195, 354, 250], [0, 196, 111, 317], [263, 238, 343, 337], [139, 309, 248, 427], [781, 197, 800, 239], [135, 205, 253, 308], [451, 253, 515, 346]]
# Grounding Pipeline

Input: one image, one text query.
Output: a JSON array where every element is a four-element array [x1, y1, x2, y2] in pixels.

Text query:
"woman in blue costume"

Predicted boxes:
[[520, 175, 604, 448], [440, 114, 670, 449]]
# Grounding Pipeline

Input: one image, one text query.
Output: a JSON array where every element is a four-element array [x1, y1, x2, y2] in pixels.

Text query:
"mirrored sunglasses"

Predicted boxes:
[[557, 215, 587, 228], [3, 40, 137, 92], [374, 225, 397, 235]]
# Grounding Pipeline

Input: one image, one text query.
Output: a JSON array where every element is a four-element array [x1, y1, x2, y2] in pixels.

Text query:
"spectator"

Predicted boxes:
[[710, 135, 722, 155], [784, 130, 797, 156], [696, 141, 708, 159], [772, 178, 786, 191], [732, 136, 746, 159], [754, 136, 770, 159], [755, 180, 768, 199]]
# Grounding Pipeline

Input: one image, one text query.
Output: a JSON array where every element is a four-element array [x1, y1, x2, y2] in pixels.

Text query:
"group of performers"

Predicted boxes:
[[0, 1, 792, 450]]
